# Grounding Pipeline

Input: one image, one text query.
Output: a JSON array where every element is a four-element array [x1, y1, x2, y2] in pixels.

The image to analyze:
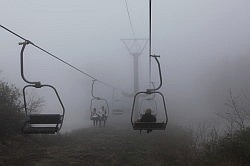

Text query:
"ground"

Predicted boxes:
[[0, 126, 193, 166]]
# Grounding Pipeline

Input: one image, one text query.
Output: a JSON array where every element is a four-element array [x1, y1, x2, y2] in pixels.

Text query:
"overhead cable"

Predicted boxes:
[[124, 0, 136, 38], [0, 24, 119, 90]]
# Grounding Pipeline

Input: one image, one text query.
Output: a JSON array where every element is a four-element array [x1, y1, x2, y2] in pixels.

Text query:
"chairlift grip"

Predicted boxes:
[[150, 54, 160, 58]]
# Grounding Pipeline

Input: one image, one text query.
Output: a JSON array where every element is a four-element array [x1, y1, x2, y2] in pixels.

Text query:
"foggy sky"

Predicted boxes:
[[1, 0, 250, 130]]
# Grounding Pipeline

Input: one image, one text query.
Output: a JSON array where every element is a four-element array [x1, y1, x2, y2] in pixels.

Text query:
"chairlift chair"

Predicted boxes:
[[90, 80, 110, 121], [90, 97, 109, 120], [112, 99, 125, 115], [131, 56, 168, 131], [20, 41, 65, 134], [131, 0, 168, 132], [131, 91, 167, 131]]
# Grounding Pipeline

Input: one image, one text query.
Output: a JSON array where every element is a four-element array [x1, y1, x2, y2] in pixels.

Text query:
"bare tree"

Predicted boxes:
[[218, 88, 250, 133], [25, 93, 45, 113], [16, 89, 45, 115]]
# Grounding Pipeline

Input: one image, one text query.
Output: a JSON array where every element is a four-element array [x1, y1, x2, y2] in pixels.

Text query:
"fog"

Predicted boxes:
[[1, 0, 250, 131]]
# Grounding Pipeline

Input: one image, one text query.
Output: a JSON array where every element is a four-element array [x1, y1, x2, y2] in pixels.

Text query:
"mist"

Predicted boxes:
[[1, 0, 250, 132]]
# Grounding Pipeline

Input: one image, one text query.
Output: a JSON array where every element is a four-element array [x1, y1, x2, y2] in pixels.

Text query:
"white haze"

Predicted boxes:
[[1, 0, 250, 131]]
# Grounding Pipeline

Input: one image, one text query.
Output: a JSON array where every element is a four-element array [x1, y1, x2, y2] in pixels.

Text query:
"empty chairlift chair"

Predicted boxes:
[[20, 41, 65, 134], [112, 99, 125, 115]]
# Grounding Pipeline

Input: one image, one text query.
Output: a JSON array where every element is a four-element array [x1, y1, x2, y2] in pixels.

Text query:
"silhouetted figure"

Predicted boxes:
[[102, 107, 107, 127], [91, 108, 99, 126], [98, 106, 107, 127], [140, 108, 156, 133]]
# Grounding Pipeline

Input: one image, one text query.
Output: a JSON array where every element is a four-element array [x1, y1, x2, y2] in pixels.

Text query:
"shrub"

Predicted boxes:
[[0, 80, 24, 138]]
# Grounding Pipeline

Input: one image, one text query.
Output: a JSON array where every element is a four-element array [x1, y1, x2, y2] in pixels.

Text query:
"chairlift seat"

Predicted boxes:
[[27, 114, 62, 124], [112, 109, 124, 115], [23, 127, 59, 134], [22, 114, 62, 134], [132, 122, 166, 130]]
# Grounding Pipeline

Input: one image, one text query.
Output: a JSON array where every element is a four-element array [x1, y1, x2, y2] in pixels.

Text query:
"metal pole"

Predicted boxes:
[[133, 53, 139, 93], [149, 0, 152, 88], [121, 38, 148, 94]]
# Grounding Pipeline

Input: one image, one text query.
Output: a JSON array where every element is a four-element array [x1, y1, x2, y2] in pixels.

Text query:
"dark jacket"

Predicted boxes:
[[140, 113, 156, 122]]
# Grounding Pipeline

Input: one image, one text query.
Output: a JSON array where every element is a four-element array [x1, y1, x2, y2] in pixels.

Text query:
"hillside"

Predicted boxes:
[[0, 126, 193, 166]]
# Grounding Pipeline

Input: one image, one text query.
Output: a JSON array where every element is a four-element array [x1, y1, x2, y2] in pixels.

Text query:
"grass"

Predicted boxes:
[[0, 125, 194, 166]]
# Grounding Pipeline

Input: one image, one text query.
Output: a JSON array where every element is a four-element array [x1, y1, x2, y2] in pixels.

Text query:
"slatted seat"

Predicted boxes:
[[23, 127, 59, 134], [27, 114, 62, 124], [112, 109, 124, 115], [22, 114, 62, 134], [132, 122, 167, 130]]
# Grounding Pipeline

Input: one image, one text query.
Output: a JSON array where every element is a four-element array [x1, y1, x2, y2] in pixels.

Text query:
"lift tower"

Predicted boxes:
[[121, 38, 148, 94]]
